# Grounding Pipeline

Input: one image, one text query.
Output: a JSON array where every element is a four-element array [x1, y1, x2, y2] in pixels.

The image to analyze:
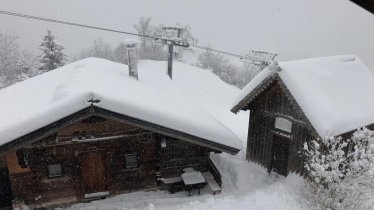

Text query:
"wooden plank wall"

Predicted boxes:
[[158, 137, 215, 178], [247, 82, 312, 174], [7, 116, 218, 207], [0, 155, 7, 168]]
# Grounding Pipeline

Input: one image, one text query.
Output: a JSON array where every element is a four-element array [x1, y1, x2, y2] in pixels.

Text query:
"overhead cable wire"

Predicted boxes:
[[0, 10, 247, 58]]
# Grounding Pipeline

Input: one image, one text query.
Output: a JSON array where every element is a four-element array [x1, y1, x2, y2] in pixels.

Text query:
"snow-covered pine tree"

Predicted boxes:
[[303, 128, 374, 210], [38, 30, 67, 71]]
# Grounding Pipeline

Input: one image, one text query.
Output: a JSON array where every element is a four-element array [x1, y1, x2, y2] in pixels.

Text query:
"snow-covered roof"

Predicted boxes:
[[0, 58, 242, 152], [232, 55, 374, 137]]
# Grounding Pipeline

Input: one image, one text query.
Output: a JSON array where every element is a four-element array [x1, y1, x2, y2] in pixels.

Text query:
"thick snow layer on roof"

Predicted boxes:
[[0, 58, 243, 150], [232, 65, 276, 108], [234, 55, 374, 137], [139, 61, 249, 143]]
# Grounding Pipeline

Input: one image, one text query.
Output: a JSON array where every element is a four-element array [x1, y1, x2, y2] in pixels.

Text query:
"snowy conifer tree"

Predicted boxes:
[[38, 30, 67, 71], [303, 128, 374, 210]]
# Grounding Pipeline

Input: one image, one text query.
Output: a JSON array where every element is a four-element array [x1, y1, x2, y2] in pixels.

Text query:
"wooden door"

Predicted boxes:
[[80, 151, 108, 194], [271, 135, 290, 176]]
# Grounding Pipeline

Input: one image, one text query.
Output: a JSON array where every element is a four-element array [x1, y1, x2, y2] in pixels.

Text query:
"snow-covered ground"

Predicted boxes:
[[62, 60, 309, 210]]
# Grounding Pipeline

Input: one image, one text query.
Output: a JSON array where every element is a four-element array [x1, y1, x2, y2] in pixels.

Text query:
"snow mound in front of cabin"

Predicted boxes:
[[0, 58, 245, 150], [64, 154, 309, 210]]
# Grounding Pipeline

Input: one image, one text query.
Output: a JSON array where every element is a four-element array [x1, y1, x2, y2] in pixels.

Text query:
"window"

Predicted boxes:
[[47, 163, 63, 178], [124, 154, 138, 169], [16, 149, 29, 168]]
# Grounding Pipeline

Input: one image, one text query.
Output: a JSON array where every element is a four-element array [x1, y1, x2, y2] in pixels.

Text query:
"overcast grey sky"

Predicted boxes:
[[0, 0, 373, 67]]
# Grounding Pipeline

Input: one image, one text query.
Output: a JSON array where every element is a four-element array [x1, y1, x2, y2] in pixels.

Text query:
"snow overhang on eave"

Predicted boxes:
[[0, 106, 240, 157], [231, 74, 277, 113]]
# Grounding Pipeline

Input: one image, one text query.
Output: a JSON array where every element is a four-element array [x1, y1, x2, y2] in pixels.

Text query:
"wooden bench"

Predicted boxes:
[[162, 177, 182, 184], [202, 172, 221, 195], [161, 177, 184, 193]]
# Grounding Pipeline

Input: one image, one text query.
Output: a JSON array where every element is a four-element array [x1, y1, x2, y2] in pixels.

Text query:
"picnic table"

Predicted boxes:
[[181, 168, 206, 196]]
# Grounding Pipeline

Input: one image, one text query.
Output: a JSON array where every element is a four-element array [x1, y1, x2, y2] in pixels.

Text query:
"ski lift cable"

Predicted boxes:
[[0, 10, 276, 60]]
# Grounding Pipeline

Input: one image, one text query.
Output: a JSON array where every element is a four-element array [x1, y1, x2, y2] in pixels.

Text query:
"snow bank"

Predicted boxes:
[[0, 58, 244, 150], [234, 55, 374, 137]]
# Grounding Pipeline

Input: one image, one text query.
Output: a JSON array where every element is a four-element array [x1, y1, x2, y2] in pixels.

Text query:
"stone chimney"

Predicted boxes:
[[124, 39, 139, 80]]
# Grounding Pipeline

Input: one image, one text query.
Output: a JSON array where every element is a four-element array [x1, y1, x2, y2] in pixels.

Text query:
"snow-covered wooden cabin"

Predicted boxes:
[[231, 55, 374, 176], [0, 58, 242, 209]]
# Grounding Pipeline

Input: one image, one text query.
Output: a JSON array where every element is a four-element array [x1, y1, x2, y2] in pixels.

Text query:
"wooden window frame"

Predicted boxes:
[[46, 163, 64, 178], [124, 154, 139, 169]]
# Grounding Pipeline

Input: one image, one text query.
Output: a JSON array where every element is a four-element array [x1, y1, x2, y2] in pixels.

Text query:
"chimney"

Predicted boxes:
[[124, 39, 139, 80]]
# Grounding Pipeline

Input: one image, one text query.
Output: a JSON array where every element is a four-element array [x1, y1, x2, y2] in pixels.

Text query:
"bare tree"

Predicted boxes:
[[173, 24, 198, 61], [113, 43, 128, 64], [76, 38, 115, 61], [0, 30, 21, 86], [197, 45, 228, 72], [197, 45, 264, 88], [134, 17, 166, 60], [18, 50, 40, 78]]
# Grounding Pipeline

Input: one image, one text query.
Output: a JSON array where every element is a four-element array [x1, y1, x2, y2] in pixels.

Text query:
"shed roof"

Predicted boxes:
[[232, 55, 374, 137], [0, 58, 242, 154]]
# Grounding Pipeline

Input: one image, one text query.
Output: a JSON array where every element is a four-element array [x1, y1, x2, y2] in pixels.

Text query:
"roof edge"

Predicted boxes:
[[231, 73, 277, 113], [0, 106, 240, 156]]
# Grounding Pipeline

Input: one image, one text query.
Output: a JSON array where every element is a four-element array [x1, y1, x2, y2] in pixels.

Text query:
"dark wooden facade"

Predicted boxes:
[[233, 74, 374, 176], [0, 113, 224, 209], [233, 76, 319, 176], [246, 81, 316, 175]]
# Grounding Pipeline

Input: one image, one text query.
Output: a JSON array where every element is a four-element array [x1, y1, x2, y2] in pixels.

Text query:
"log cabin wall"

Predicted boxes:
[[7, 117, 157, 206], [157, 137, 217, 178], [246, 81, 314, 175], [0, 155, 7, 168], [6, 116, 218, 208]]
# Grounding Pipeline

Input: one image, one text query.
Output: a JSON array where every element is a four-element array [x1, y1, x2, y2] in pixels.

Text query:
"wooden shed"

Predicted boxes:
[[0, 58, 241, 209], [231, 55, 374, 176]]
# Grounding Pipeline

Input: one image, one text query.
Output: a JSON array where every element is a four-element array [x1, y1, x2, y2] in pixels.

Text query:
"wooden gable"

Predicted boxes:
[[245, 79, 317, 175]]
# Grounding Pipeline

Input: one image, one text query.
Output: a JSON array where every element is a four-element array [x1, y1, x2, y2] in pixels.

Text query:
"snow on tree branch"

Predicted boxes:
[[303, 127, 374, 210], [38, 30, 67, 71]]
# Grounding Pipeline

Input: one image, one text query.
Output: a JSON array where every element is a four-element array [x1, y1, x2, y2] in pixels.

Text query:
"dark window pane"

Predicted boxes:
[[47, 163, 63, 178], [125, 154, 138, 168]]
